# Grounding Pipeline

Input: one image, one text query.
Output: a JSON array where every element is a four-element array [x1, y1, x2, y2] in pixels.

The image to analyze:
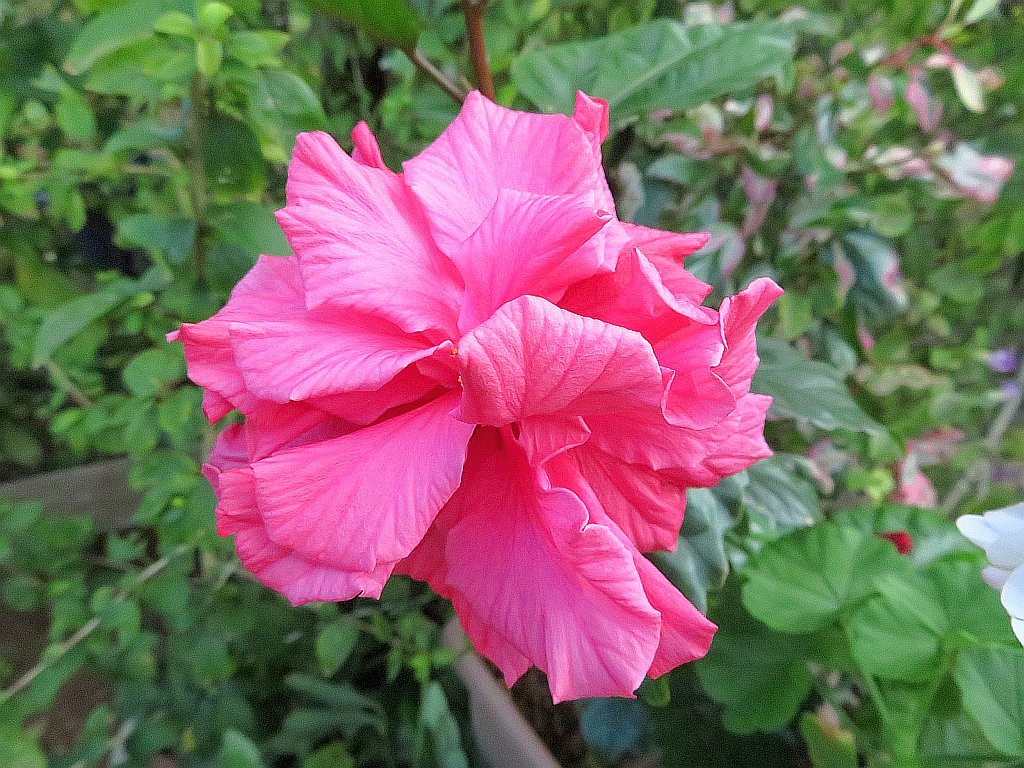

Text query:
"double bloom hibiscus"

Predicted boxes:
[[172, 92, 781, 701]]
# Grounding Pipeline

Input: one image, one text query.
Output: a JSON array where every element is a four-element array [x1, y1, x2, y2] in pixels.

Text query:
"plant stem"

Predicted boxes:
[[408, 48, 467, 104], [184, 75, 209, 285], [941, 360, 1024, 513], [461, 0, 495, 100], [45, 360, 94, 407]]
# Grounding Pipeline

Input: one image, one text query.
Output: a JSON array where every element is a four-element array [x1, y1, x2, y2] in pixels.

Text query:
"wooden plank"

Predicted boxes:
[[0, 458, 138, 530]]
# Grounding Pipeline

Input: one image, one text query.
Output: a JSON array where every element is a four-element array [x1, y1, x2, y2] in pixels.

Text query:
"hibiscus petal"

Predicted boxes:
[[215, 466, 393, 604], [228, 311, 452, 402], [443, 433, 660, 701], [572, 91, 610, 146], [586, 393, 773, 488], [253, 392, 475, 572], [570, 442, 687, 553], [277, 131, 462, 335], [548, 458, 716, 676], [457, 295, 666, 427], [351, 121, 387, 169], [174, 255, 306, 419], [451, 189, 609, 331], [403, 91, 607, 253], [713, 277, 784, 396]]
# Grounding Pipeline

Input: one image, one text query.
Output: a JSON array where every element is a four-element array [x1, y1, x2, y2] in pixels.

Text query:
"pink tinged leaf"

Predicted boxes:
[[403, 91, 610, 254], [905, 70, 942, 133], [450, 189, 610, 331], [173, 255, 306, 419], [351, 121, 387, 169], [740, 167, 779, 239], [443, 434, 661, 701], [277, 131, 462, 335], [227, 310, 454, 402], [214, 466, 394, 604], [456, 295, 666, 427], [252, 391, 475, 573], [549, 458, 716, 676], [867, 73, 894, 113]]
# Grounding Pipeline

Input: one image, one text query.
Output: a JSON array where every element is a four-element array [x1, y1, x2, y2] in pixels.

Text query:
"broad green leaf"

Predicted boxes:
[[208, 201, 291, 257], [696, 588, 814, 733], [752, 338, 888, 438], [64, 0, 188, 75], [651, 487, 733, 612], [123, 347, 186, 398], [742, 522, 898, 633], [511, 20, 794, 123], [0, 727, 46, 768], [838, 503, 975, 566], [954, 645, 1024, 757], [799, 712, 858, 768], [203, 116, 267, 198], [306, 0, 421, 50], [742, 454, 821, 538]]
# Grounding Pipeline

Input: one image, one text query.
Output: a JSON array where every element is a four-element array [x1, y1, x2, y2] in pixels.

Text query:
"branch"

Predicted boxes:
[[461, 0, 495, 100], [408, 48, 467, 104]]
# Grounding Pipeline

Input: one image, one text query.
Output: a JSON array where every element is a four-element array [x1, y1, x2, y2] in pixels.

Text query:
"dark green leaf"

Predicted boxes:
[[742, 454, 822, 538], [512, 20, 794, 123], [306, 0, 421, 49], [219, 730, 266, 768], [316, 618, 360, 676]]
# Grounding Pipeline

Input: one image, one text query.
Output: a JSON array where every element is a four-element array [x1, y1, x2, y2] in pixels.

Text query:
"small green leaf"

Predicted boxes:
[[951, 64, 985, 113], [316, 618, 360, 676], [196, 38, 224, 77], [64, 0, 188, 75], [219, 729, 265, 768], [203, 116, 267, 197], [116, 213, 196, 264], [420, 682, 469, 768], [306, 0, 421, 50], [198, 1, 234, 34], [800, 712, 858, 768], [154, 10, 196, 36], [304, 743, 354, 768], [963, 0, 1000, 23]]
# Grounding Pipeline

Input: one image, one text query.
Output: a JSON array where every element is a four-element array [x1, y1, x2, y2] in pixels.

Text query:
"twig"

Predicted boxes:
[[407, 48, 466, 104], [45, 360, 94, 407], [942, 361, 1024, 513], [1, 545, 188, 702], [461, 0, 495, 100]]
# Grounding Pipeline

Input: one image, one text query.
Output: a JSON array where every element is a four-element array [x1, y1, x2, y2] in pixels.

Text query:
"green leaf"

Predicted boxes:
[[752, 338, 888, 438], [742, 522, 898, 634], [32, 270, 169, 367], [123, 347, 186, 398], [511, 20, 794, 123], [963, 0, 1000, 24], [696, 588, 814, 733], [0, 727, 46, 768], [304, 743, 355, 768], [420, 682, 469, 768], [316, 618, 360, 676], [306, 0, 421, 50], [196, 38, 224, 77], [55, 90, 98, 142], [837, 503, 975, 567], [203, 116, 267, 197], [799, 712, 858, 768], [64, 0, 188, 75], [954, 645, 1024, 757], [651, 487, 733, 612], [116, 213, 196, 264], [742, 454, 822, 538], [208, 201, 291, 257], [951, 64, 985, 113], [219, 730, 265, 768]]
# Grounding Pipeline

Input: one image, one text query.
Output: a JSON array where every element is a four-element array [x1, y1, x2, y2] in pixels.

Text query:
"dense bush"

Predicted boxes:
[[0, 0, 1021, 766]]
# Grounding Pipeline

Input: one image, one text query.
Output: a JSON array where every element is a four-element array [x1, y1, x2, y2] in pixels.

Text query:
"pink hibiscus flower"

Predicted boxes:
[[171, 92, 781, 701]]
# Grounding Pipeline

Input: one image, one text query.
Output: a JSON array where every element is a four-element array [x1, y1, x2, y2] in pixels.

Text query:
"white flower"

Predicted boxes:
[[957, 502, 1024, 645]]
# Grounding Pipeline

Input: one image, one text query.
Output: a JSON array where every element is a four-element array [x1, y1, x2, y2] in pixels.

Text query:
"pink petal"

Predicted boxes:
[[586, 393, 774, 488], [443, 431, 660, 701], [456, 295, 666, 427], [572, 91, 610, 146], [403, 92, 610, 253], [277, 131, 462, 335], [253, 391, 475, 573], [569, 442, 687, 553], [228, 311, 453, 402], [517, 414, 592, 465], [548, 457, 716, 676], [713, 277, 783, 396], [351, 121, 387, 169], [450, 189, 610, 331], [214, 466, 394, 604], [173, 255, 306, 419], [620, 223, 710, 263]]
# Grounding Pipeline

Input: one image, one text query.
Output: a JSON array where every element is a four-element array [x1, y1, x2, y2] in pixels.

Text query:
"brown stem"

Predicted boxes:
[[461, 0, 495, 100], [408, 48, 467, 104]]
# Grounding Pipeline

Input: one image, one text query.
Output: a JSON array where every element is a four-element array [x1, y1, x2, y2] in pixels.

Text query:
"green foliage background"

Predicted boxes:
[[1, 0, 1022, 766]]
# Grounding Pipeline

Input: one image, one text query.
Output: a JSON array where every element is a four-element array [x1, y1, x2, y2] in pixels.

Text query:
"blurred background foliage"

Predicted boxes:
[[0, 0, 1022, 766]]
